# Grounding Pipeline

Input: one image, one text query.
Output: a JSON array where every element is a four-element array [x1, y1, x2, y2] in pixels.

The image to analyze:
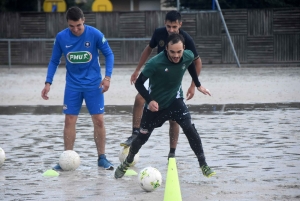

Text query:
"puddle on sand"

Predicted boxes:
[[0, 105, 299, 201], [0, 102, 299, 115]]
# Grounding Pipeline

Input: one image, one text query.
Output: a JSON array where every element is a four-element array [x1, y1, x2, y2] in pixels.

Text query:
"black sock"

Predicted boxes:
[[132, 127, 139, 135], [170, 148, 176, 154]]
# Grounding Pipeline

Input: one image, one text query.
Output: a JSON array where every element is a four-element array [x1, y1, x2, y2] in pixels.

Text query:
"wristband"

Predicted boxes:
[[45, 82, 51, 85], [104, 77, 110, 82]]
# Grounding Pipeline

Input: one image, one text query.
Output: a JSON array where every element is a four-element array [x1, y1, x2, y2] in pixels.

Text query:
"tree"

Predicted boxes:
[[162, 0, 300, 10]]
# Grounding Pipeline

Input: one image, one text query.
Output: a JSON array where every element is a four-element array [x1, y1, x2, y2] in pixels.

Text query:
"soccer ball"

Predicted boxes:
[[59, 150, 80, 171], [0, 147, 5, 167], [118, 146, 139, 166], [138, 167, 162, 192]]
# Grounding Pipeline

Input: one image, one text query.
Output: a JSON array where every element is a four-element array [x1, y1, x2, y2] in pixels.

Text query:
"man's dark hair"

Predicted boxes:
[[166, 33, 185, 46], [165, 10, 182, 22], [66, 6, 84, 21]]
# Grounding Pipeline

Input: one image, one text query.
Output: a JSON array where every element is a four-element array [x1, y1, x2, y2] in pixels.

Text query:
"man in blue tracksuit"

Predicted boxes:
[[41, 6, 114, 170]]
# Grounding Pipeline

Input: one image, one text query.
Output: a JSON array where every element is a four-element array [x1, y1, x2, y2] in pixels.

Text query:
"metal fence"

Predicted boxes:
[[0, 38, 151, 68]]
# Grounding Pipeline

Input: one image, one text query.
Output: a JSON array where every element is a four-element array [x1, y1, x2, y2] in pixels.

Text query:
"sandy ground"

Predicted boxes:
[[0, 66, 299, 106], [0, 66, 300, 201]]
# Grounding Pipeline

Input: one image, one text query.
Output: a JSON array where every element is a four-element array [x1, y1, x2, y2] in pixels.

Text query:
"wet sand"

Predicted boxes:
[[0, 66, 300, 200], [0, 67, 299, 106]]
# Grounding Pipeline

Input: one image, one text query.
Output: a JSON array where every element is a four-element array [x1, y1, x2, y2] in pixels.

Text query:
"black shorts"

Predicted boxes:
[[140, 98, 191, 131]]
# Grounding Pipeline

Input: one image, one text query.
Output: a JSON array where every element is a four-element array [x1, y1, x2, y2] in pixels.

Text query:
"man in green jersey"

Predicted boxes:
[[115, 33, 215, 179], [121, 11, 202, 161]]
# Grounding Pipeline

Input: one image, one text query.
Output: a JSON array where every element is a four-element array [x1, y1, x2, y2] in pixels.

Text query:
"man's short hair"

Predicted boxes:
[[166, 33, 185, 46], [66, 6, 84, 21], [165, 10, 182, 22]]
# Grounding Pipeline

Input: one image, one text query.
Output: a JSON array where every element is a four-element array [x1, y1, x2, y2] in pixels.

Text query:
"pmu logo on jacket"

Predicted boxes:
[[67, 51, 92, 63]]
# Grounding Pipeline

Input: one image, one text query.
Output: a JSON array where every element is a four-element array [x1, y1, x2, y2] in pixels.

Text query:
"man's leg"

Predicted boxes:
[[179, 121, 215, 178], [168, 120, 180, 158], [115, 108, 166, 179], [133, 93, 145, 129], [115, 130, 152, 179], [64, 114, 78, 150], [53, 88, 82, 171], [120, 93, 145, 147], [85, 88, 113, 170], [170, 98, 215, 178], [91, 114, 106, 156]]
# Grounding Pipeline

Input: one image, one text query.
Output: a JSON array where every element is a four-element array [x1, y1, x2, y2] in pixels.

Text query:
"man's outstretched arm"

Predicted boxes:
[[130, 45, 153, 84], [186, 57, 202, 100]]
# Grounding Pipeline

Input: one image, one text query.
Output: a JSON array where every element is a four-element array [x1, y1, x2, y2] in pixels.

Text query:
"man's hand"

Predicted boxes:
[[186, 85, 195, 100], [148, 100, 159, 112], [130, 70, 140, 85], [187, 57, 202, 99], [41, 84, 51, 100], [197, 86, 211, 96], [100, 77, 111, 93]]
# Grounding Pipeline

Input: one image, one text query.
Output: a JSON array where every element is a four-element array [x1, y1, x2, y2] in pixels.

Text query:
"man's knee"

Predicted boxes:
[[134, 93, 145, 107], [136, 129, 150, 144], [169, 120, 179, 127], [65, 115, 77, 126], [182, 123, 200, 139], [91, 114, 105, 128]]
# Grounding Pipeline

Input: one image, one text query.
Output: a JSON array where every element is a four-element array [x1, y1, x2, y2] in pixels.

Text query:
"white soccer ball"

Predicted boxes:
[[118, 146, 139, 166], [0, 147, 5, 167], [138, 167, 162, 192], [59, 150, 80, 171]]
